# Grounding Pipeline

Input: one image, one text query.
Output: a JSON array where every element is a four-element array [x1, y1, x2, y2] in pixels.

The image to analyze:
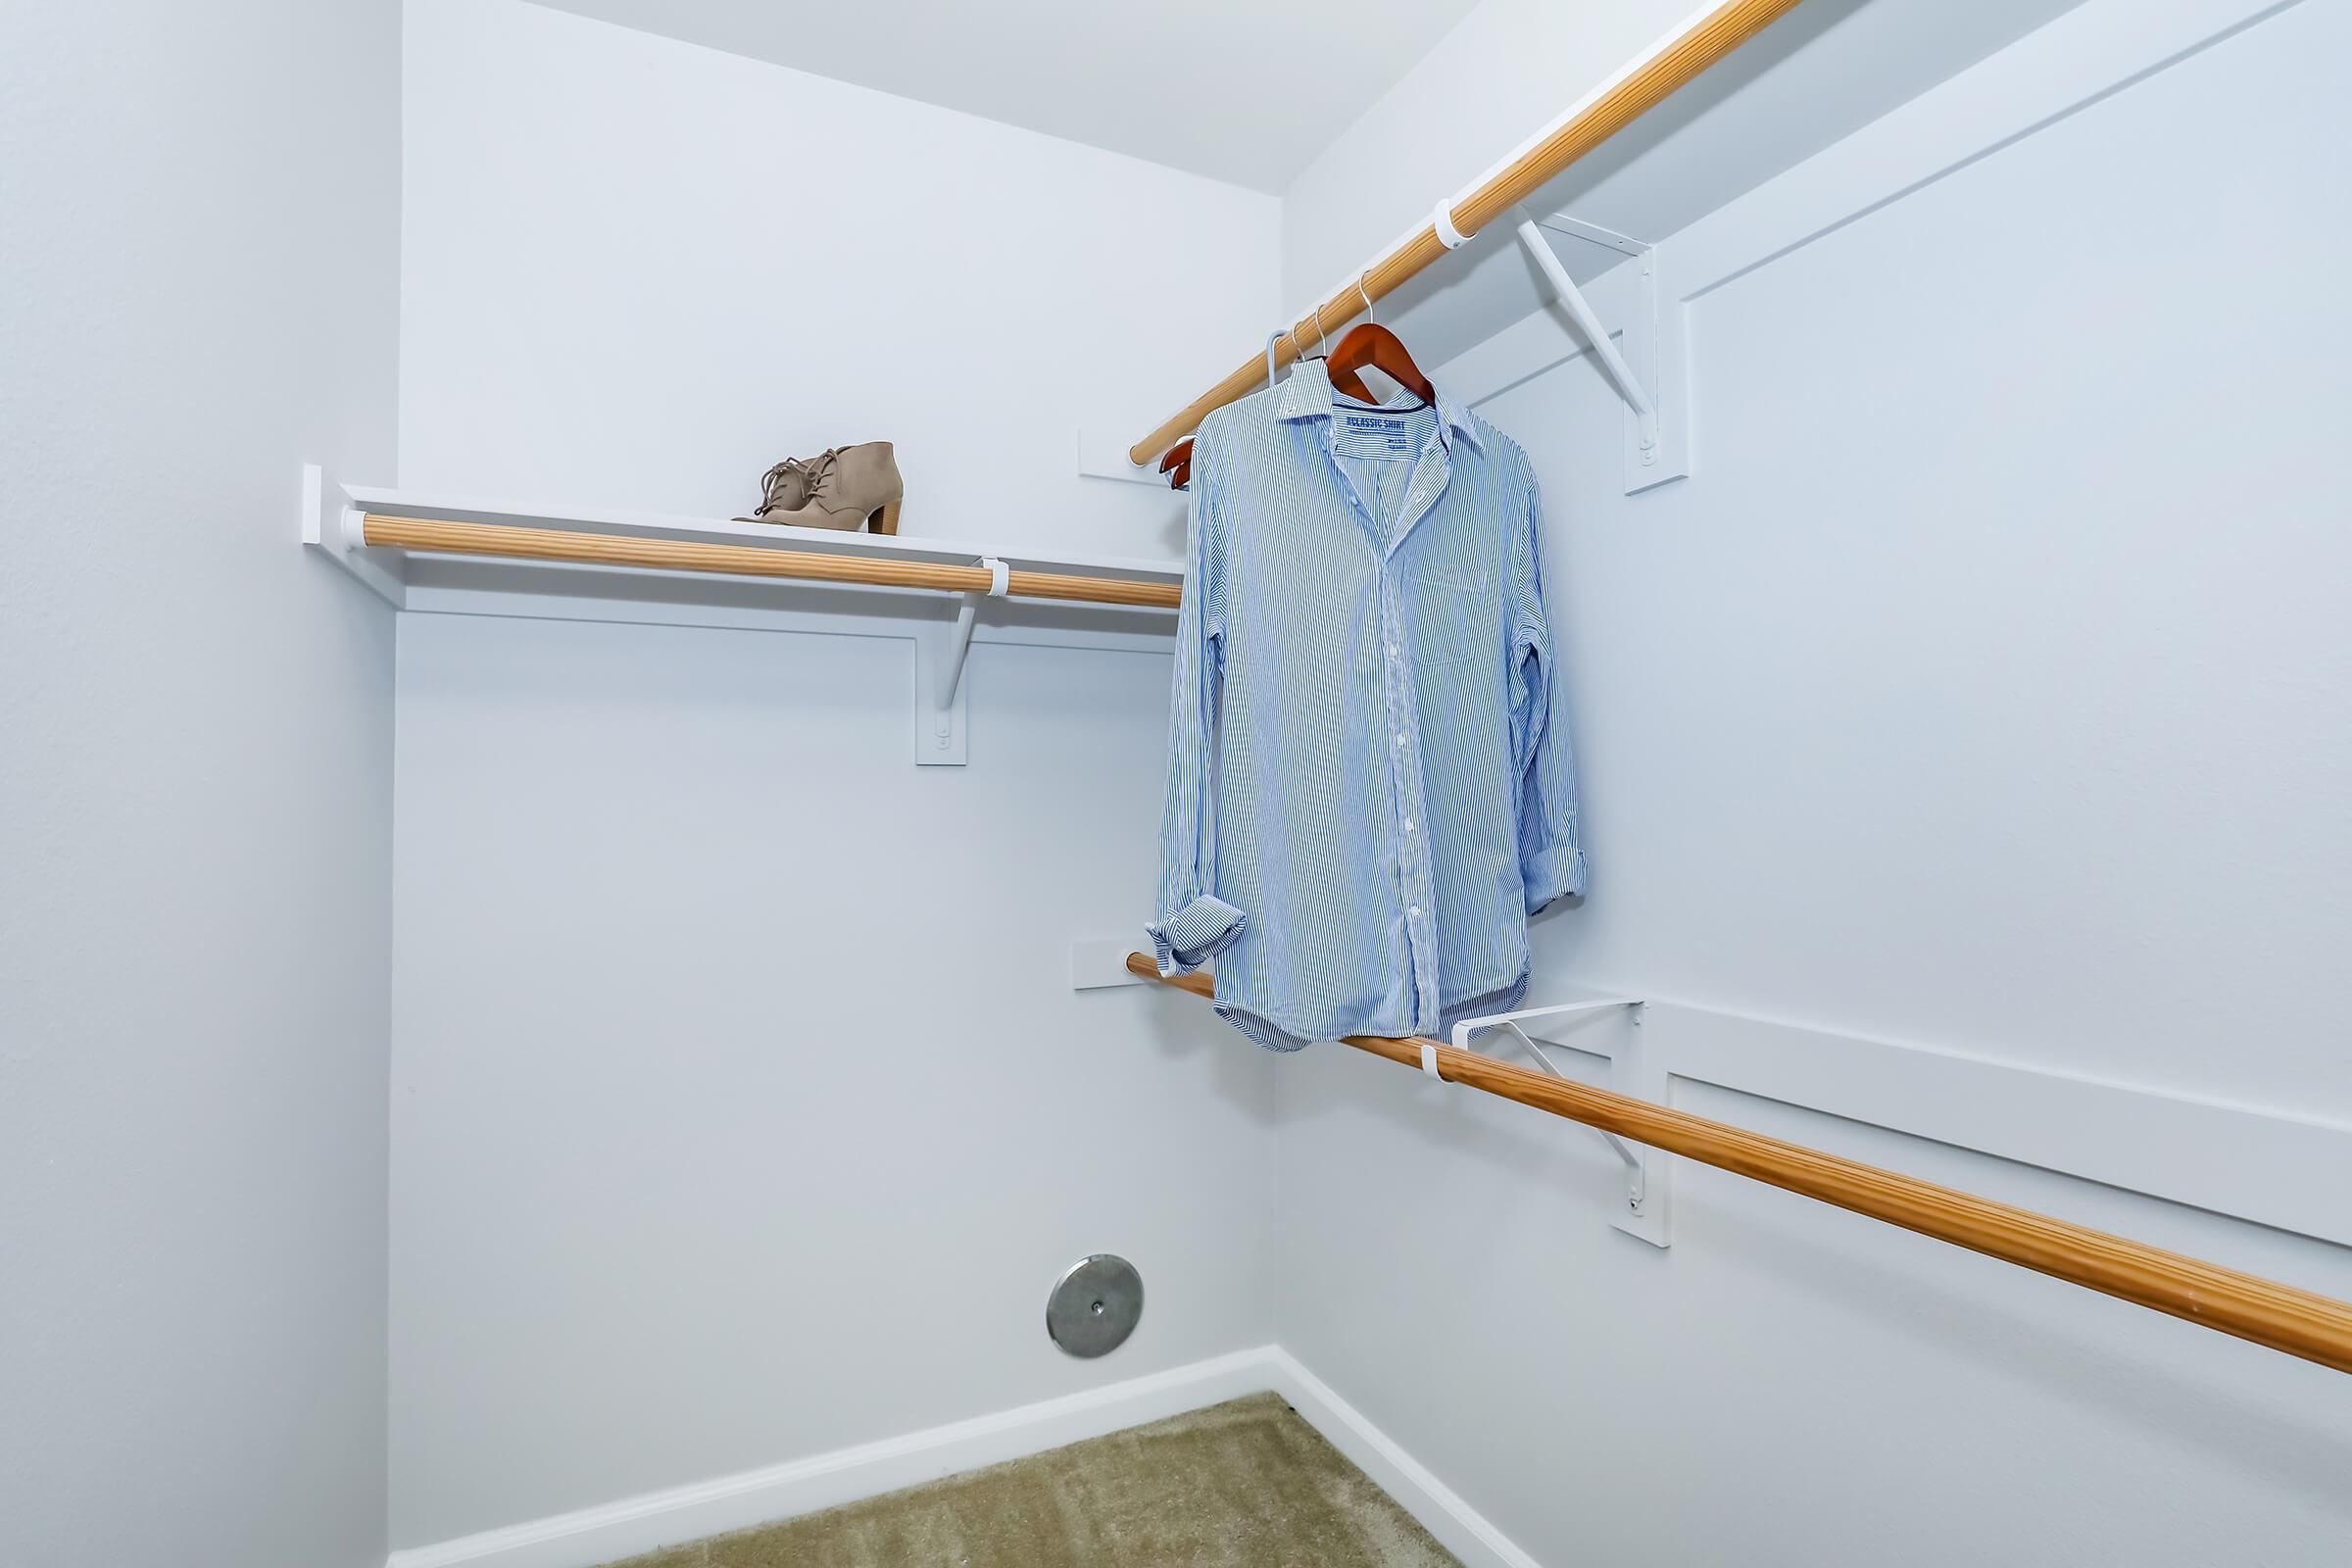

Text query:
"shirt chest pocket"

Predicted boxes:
[[1403, 569, 1492, 668]]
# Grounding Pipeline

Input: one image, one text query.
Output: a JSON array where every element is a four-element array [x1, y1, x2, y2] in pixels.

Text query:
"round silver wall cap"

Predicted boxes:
[[1046, 1253, 1143, 1358]]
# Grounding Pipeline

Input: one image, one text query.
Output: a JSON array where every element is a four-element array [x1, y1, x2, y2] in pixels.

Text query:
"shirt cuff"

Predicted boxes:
[[1523, 845, 1588, 915], [1147, 895, 1249, 975]]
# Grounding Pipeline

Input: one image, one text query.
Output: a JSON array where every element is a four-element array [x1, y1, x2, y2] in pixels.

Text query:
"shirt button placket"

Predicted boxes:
[[1381, 569, 1441, 1036], [1380, 571, 1417, 1021]]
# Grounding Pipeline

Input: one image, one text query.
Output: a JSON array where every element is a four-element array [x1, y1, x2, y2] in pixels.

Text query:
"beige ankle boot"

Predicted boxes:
[[747, 443, 903, 533]]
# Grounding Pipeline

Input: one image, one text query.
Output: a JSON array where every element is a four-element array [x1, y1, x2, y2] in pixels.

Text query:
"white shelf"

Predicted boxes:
[[300, 467, 1184, 768], [344, 482, 1184, 582], [301, 468, 1183, 640]]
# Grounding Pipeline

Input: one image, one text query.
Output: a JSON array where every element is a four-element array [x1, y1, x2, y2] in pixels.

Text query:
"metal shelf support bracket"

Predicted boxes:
[[913, 557, 1007, 765], [1455, 997, 1671, 1247], [1518, 210, 1691, 495]]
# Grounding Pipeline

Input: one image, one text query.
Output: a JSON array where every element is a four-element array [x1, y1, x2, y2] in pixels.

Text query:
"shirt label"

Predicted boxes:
[[1337, 414, 1417, 457]]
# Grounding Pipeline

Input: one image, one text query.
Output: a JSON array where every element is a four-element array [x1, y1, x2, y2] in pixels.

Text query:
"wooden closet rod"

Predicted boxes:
[[360, 514, 1184, 611], [1127, 0, 1805, 466], [1124, 955, 2352, 1374]]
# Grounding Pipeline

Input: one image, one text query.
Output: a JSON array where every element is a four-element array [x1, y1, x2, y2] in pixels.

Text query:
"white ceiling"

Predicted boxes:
[[526, 0, 1487, 192]]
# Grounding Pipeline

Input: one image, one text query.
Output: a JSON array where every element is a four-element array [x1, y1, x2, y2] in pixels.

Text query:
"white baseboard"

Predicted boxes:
[[1260, 1348, 1544, 1568], [385, 1345, 1540, 1568]]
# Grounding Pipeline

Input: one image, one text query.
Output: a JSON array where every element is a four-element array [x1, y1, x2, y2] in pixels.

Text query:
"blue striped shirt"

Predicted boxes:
[[1149, 361, 1585, 1052]]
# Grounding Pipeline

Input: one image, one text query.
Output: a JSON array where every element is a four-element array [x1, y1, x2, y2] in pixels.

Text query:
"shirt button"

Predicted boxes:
[[1403, 818, 1415, 833], [1395, 733, 1406, 747], [1408, 906, 1422, 918]]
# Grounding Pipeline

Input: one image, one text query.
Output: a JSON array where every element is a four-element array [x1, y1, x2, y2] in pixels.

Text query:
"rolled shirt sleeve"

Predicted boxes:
[[1510, 468, 1587, 913], [1148, 424, 1248, 975], [1148, 893, 1249, 975]]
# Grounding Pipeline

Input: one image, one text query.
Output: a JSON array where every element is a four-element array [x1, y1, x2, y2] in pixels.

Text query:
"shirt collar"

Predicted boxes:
[[1272, 359, 1484, 454]]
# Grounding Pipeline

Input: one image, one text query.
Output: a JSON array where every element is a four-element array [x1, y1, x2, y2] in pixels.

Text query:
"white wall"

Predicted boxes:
[[1279, 0, 1696, 305], [16, 1, 2342, 1562], [388, 0, 1285, 1547], [1261, 1, 2352, 1563], [389, 613, 1276, 1545], [400, 0, 1279, 561], [0, 3, 401, 1566]]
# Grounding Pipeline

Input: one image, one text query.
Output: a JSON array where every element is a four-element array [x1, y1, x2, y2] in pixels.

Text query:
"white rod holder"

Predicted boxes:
[[298, 464, 407, 607]]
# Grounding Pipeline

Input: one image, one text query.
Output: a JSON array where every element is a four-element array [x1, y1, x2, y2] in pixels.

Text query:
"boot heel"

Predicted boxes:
[[869, 499, 902, 535]]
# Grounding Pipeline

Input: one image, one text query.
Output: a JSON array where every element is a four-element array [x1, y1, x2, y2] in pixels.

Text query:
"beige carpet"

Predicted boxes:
[[607, 1393, 1460, 1567]]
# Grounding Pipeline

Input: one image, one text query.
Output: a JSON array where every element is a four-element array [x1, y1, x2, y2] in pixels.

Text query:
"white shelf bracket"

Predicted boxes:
[[1454, 997, 1670, 1248], [913, 557, 1007, 765], [1518, 211, 1690, 494]]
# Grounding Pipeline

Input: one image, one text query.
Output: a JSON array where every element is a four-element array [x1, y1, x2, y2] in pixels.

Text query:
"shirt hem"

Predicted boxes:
[[1208, 968, 1535, 1056]]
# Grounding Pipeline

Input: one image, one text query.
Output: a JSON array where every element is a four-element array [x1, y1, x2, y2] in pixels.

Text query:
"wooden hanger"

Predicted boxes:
[[1159, 306, 1420, 490], [1300, 307, 1376, 403], [1325, 275, 1432, 408], [1325, 324, 1432, 408], [1321, 359, 1377, 402]]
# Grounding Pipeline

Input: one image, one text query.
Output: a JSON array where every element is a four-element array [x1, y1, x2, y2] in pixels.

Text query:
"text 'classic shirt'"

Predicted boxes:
[[1149, 362, 1585, 1053]]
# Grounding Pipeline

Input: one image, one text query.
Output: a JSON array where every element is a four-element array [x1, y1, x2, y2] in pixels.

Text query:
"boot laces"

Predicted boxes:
[[759, 450, 843, 515], [802, 448, 842, 491], [756, 461, 801, 514]]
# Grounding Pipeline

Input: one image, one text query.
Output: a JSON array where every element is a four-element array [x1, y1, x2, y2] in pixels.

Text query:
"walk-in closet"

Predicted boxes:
[[7, 1, 2349, 1564]]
